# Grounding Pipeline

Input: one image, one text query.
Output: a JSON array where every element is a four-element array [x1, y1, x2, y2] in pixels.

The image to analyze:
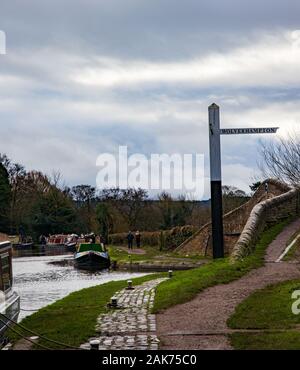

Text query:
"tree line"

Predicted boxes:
[[0, 153, 250, 242]]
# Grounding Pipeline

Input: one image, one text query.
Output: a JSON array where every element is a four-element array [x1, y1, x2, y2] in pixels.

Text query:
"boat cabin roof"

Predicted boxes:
[[78, 243, 105, 253], [0, 241, 11, 253]]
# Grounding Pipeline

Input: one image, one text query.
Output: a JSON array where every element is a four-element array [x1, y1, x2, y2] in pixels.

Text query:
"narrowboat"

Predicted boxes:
[[13, 242, 34, 251], [64, 234, 78, 252], [9, 235, 33, 250], [46, 234, 78, 252], [46, 234, 67, 247], [0, 241, 20, 346], [74, 243, 110, 271]]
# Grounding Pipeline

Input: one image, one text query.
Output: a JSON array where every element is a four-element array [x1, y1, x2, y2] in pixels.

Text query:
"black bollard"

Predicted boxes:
[[90, 339, 100, 350]]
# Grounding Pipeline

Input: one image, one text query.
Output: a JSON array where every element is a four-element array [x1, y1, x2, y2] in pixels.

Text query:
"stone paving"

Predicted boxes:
[[80, 278, 167, 350]]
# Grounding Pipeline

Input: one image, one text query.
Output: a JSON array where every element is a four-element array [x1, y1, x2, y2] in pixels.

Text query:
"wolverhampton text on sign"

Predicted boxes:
[[220, 127, 279, 135]]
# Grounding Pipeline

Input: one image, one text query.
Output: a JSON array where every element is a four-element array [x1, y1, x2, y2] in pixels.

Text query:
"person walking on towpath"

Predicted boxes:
[[135, 231, 141, 248], [127, 231, 134, 250]]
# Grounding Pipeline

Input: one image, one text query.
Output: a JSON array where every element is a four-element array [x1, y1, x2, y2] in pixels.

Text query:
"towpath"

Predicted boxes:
[[156, 218, 300, 349]]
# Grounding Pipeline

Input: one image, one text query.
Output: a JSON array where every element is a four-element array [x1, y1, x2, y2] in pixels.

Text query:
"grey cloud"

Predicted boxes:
[[0, 1, 299, 197], [1, 0, 300, 59]]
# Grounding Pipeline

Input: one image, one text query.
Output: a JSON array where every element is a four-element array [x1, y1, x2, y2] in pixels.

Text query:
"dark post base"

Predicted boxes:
[[210, 181, 224, 258]]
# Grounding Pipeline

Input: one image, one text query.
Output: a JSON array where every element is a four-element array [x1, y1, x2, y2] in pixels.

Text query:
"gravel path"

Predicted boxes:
[[118, 246, 147, 255], [156, 218, 300, 350]]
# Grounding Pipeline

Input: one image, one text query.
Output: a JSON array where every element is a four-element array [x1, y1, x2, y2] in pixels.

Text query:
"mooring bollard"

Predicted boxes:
[[111, 296, 118, 307], [89, 339, 100, 350], [168, 270, 173, 278], [29, 336, 39, 341], [126, 280, 134, 290]]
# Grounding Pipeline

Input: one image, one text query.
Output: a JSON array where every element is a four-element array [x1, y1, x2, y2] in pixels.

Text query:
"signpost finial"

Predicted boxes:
[[209, 103, 219, 109]]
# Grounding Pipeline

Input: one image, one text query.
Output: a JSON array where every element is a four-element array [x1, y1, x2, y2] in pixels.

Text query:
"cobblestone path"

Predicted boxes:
[[80, 278, 166, 350]]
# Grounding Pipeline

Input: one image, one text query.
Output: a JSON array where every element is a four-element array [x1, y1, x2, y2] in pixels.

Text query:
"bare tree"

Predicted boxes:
[[258, 132, 300, 185], [99, 187, 148, 229], [222, 185, 248, 198], [51, 170, 65, 190], [71, 185, 96, 207], [222, 185, 248, 213]]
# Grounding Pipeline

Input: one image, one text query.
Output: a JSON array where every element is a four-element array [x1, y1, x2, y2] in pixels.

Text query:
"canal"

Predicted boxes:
[[12, 252, 149, 321]]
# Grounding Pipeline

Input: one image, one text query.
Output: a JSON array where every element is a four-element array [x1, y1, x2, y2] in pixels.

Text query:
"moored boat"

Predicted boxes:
[[12, 242, 34, 250], [46, 234, 67, 247], [64, 234, 78, 252], [0, 241, 20, 346], [9, 235, 34, 250], [46, 234, 79, 252], [74, 243, 110, 271]]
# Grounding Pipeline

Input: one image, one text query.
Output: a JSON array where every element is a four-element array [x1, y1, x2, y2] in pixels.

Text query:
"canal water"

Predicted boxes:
[[13, 252, 149, 321]]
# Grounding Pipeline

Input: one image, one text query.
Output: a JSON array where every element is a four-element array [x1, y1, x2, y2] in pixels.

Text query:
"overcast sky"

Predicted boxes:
[[0, 0, 299, 199]]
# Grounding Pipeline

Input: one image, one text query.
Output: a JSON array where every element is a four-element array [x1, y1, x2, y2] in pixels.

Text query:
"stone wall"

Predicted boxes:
[[231, 183, 300, 260], [176, 179, 296, 257]]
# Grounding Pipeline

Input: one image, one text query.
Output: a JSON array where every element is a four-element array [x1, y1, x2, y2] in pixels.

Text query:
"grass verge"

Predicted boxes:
[[228, 279, 300, 349], [8, 273, 165, 349], [282, 228, 300, 261], [108, 245, 160, 263], [108, 245, 205, 263], [152, 220, 289, 313], [230, 331, 300, 350]]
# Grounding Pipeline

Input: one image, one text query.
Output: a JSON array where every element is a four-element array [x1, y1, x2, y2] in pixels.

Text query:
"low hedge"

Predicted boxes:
[[108, 225, 197, 250]]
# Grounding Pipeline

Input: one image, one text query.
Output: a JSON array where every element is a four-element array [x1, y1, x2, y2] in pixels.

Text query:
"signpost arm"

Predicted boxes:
[[208, 103, 224, 258]]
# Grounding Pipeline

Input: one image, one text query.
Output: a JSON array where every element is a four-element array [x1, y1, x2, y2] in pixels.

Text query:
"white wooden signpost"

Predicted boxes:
[[208, 103, 279, 259]]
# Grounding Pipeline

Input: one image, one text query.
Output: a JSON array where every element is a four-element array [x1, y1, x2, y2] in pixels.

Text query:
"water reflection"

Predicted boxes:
[[13, 254, 149, 321], [13, 245, 73, 258]]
